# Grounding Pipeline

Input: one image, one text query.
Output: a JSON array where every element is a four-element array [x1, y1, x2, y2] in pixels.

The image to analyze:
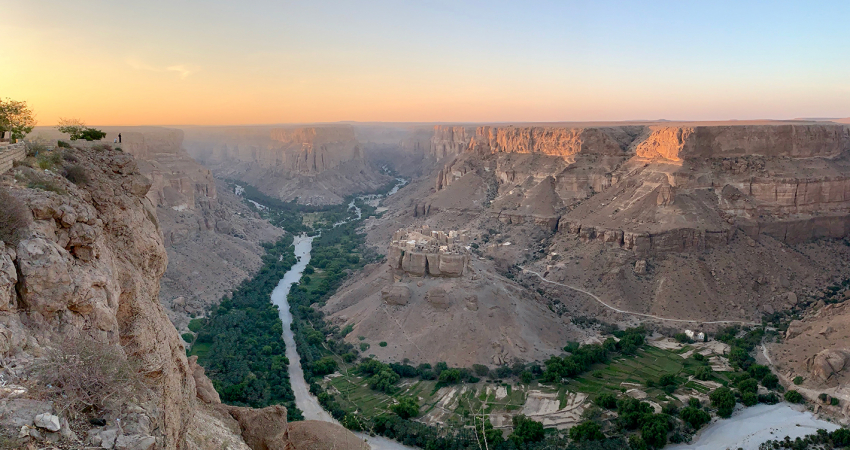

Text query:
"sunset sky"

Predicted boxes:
[[2, 0, 849, 126]]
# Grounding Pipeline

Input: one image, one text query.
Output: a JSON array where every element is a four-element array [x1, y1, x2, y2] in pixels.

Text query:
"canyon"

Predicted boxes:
[[5, 118, 850, 449]]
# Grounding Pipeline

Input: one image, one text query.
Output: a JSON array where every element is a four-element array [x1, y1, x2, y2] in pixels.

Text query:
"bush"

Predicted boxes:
[[509, 415, 544, 445], [680, 406, 711, 430], [62, 164, 89, 185], [187, 318, 205, 332], [741, 392, 758, 407], [694, 365, 713, 381], [819, 393, 829, 403], [27, 178, 65, 194], [785, 390, 804, 404], [641, 414, 671, 448], [793, 376, 804, 385], [761, 373, 779, 389], [693, 353, 705, 361], [831, 397, 840, 406], [36, 150, 63, 170], [673, 333, 691, 343], [472, 364, 490, 377], [181, 333, 194, 343], [520, 371, 533, 383], [710, 387, 736, 418], [737, 378, 758, 394], [438, 368, 462, 384], [391, 397, 419, 419], [569, 420, 605, 441], [57, 140, 71, 148], [24, 140, 48, 157], [379, 341, 388, 347], [0, 188, 31, 245], [595, 393, 618, 409], [33, 337, 147, 417], [758, 393, 780, 404]]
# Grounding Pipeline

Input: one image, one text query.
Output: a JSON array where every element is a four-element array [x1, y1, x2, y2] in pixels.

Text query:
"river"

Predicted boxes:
[[269, 180, 416, 450], [668, 403, 840, 450]]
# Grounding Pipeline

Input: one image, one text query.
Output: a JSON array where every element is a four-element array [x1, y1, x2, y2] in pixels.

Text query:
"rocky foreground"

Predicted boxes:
[[0, 146, 366, 449]]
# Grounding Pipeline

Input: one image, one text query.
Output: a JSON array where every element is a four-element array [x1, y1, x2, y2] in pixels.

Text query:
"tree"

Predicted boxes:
[[680, 406, 711, 430], [56, 118, 106, 141], [569, 420, 605, 441], [594, 393, 618, 409], [0, 98, 36, 140], [761, 373, 779, 390], [641, 414, 671, 449], [784, 390, 804, 404], [710, 387, 736, 418], [509, 415, 545, 445], [390, 397, 419, 419]]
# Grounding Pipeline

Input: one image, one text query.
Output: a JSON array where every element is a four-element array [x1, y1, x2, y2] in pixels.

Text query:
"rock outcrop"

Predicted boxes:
[[1, 147, 194, 449], [183, 125, 391, 205], [808, 348, 850, 382]]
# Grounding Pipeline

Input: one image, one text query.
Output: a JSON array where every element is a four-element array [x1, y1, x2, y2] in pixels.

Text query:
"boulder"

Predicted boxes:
[[283, 420, 370, 450], [381, 284, 411, 306], [808, 348, 850, 382], [189, 355, 221, 404], [227, 404, 289, 450], [426, 286, 452, 309], [634, 260, 647, 275], [34, 413, 61, 432]]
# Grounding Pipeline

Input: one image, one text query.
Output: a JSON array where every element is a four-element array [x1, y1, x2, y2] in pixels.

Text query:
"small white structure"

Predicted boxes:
[[685, 329, 706, 342]]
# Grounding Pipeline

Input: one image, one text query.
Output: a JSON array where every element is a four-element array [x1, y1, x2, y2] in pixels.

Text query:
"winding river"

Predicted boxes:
[[269, 180, 416, 450]]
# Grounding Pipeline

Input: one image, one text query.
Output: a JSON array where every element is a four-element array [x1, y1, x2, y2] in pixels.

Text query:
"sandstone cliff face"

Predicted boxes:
[[183, 125, 391, 205], [635, 124, 850, 161], [119, 128, 283, 332], [0, 148, 195, 449], [429, 122, 850, 254]]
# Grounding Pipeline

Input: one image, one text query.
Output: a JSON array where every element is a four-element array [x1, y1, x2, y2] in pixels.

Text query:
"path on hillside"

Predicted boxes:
[[521, 268, 759, 326]]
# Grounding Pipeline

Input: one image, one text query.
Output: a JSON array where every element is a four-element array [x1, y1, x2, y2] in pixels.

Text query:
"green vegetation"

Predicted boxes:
[[758, 427, 850, 449], [784, 390, 804, 404], [0, 98, 36, 140], [56, 118, 107, 141], [390, 397, 419, 419], [0, 188, 32, 245], [710, 386, 736, 418], [189, 235, 302, 418], [569, 420, 605, 442]]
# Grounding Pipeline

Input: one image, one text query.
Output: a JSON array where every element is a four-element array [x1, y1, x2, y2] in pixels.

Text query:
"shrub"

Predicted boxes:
[[819, 393, 829, 403], [737, 378, 758, 394], [520, 371, 533, 383], [36, 151, 63, 170], [831, 397, 840, 406], [784, 390, 804, 404], [472, 364, 490, 377], [187, 318, 205, 332], [629, 435, 648, 450], [694, 365, 713, 381], [24, 140, 47, 157], [32, 337, 147, 417], [673, 333, 691, 343], [595, 393, 618, 409], [57, 140, 71, 148], [748, 364, 770, 381], [312, 356, 338, 376], [569, 420, 605, 441], [62, 164, 89, 185], [438, 368, 462, 384], [741, 392, 758, 407], [710, 387, 736, 418], [758, 393, 780, 404], [181, 333, 194, 343], [0, 188, 31, 245], [680, 406, 711, 429], [509, 415, 544, 445], [693, 353, 705, 361], [793, 376, 804, 385], [379, 341, 387, 347], [641, 414, 671, 449], [360, 342, 370, 352], [27, 179, 65, 194], [761, 373, 779, 389], [391, 397, 419, 419]]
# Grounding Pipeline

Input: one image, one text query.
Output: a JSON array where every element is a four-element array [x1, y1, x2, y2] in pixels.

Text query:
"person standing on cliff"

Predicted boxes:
[[118, 133, 122, 144]]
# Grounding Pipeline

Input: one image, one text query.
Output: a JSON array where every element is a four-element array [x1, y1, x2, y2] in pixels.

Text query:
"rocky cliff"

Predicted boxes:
[[183, 125, 391, 205], [118, 128, 282, 332], [0, 145, 371, 449], [0, 147, 196, 448]]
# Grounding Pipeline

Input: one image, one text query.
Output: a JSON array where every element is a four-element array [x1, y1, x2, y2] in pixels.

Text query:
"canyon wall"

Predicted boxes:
[[0, 148, 195, 448], [427, 122, 850, 253], [183, 125, 391, 205]]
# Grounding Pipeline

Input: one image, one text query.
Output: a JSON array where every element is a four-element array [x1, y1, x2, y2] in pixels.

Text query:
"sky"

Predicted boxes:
[[1, 0, 849, 126]]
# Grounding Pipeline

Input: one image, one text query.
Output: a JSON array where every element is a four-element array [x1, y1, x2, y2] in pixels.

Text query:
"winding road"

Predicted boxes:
[[522, 268, 759, 326]]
